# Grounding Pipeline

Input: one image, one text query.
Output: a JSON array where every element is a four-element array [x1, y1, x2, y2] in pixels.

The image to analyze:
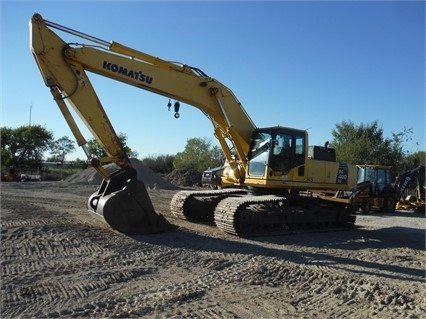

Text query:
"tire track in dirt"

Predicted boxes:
[[3, 193, 85, 211], [61, 254, 329, 317], [141, 256, 419, 319], [1, 192, 156, 317], [2, 182, 424, 318]]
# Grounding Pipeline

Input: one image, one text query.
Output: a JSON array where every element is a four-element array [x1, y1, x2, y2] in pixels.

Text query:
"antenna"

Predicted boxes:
[[29, 103, 32, 126]]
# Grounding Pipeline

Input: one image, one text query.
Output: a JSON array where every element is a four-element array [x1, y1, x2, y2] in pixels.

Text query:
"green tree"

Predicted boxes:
[[331, 120, 407, 173], [50, 136, 76, 163], [86, 138, 104, 158], [400, 151, 425, 172], [141, 154, 175, 174], [86, 132, 138, 159], [173, 137, 224, 172], [210, 145, 225, 166], [1, 127, 14, 169], [1, 125, 54, 169]]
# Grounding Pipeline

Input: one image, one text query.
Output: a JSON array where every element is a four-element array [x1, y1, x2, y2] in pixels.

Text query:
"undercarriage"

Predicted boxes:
[[170, 189, 356, 237]]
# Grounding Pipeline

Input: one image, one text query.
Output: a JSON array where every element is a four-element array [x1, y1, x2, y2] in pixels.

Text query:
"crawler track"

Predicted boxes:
[[170, 189, 247, 220], [171, 190, 356, 237], [214, 195, 356, 236]]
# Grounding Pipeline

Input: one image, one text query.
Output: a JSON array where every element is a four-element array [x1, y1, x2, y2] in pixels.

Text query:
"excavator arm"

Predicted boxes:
[[30, 13, 256, 234], [394, 165, 425, 199]]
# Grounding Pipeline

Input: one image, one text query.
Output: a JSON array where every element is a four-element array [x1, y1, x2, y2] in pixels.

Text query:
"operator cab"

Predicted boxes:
[[356, 165, 393, 195], [247, 126, 306, 177]]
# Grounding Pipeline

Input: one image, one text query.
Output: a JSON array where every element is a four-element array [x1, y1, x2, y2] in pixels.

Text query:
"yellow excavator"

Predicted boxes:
[[30, 14, 358, 236]]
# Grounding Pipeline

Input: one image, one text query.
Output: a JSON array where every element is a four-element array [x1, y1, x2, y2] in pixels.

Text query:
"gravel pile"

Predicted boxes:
[[166, 168, 202, 187], [65, 158, 179, 190]]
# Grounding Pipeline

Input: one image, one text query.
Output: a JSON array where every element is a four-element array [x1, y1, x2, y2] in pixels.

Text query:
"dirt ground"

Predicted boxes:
[[1, 180, 425, 319]]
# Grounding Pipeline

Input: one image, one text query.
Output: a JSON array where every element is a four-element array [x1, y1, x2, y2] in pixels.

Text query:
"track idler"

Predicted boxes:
[[88, 168, 172, 235]]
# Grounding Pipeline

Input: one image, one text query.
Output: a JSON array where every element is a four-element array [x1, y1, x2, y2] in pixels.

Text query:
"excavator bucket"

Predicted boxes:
[[87, 168, 172, 235]]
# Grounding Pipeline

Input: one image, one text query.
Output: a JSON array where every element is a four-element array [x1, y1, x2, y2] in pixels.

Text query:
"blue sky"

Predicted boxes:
[[1, 1, 425, 161]]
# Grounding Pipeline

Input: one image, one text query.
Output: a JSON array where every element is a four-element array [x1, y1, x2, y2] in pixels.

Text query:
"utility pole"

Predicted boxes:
[[29, 104, 32, 126]]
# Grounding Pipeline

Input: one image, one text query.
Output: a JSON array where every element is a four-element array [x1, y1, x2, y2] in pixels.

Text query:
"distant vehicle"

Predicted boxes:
[[2, 167, 41, 182], [349, 165, 425, 213], [394, 165, 425, 213], [20, 171, 41, 182], [350, 165, 397, 212], [1, 167, 20, 182], [201, 166, 225, 189]]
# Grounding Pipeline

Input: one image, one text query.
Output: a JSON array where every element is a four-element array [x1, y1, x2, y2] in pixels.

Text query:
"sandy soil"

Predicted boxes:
[[1, 181, 425, 319]]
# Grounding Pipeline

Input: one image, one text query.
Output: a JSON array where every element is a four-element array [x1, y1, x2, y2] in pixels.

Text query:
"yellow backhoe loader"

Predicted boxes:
[[348, 165, 425, 213]]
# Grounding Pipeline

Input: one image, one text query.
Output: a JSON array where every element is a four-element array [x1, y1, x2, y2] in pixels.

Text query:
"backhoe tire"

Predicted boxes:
[[381, 195, 396, 212], [360, 201, 371, 214]]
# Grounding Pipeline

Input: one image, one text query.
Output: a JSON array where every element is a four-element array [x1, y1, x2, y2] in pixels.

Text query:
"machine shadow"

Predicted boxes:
[[130, 221, 424, 283]]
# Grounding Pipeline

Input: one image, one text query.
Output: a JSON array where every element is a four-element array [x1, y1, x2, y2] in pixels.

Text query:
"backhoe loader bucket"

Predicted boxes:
[[87, 168, 172, 235]]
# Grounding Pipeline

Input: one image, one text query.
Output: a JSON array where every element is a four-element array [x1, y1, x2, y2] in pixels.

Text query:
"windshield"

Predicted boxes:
[[249, 132, 272, 159], [247, 132, 272, 176], [358, 167, 391, 192]]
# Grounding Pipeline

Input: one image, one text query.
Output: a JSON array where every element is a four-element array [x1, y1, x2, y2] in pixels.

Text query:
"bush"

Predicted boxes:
[[41, 167, 84, 181], [141, 154, 175, 174]]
